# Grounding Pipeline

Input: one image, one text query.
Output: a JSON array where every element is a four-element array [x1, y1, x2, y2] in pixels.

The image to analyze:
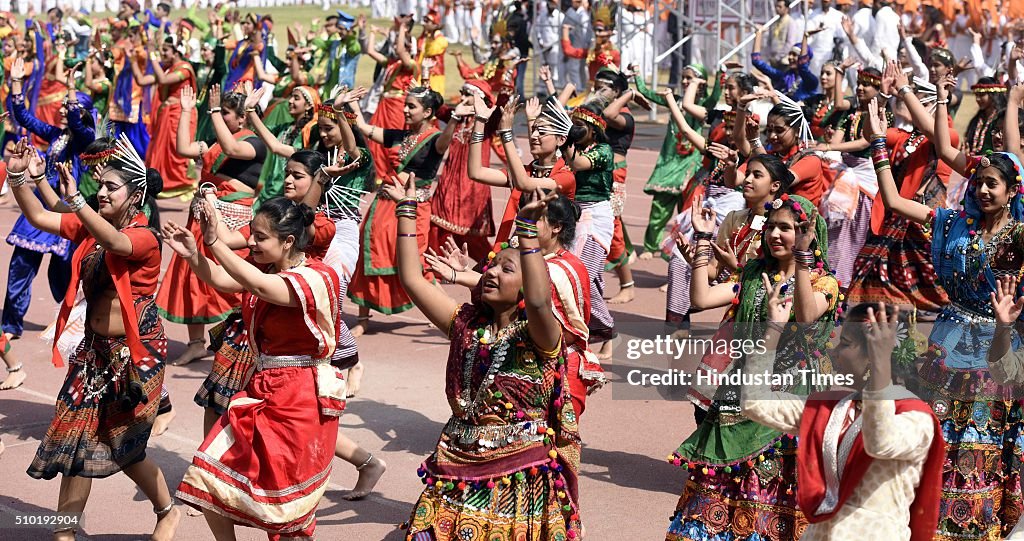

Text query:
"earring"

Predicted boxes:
[[862, 368, 871, 382]]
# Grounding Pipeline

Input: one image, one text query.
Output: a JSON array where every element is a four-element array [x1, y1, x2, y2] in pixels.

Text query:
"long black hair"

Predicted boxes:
[[255, 197, 317, 253], [747, 153, 795, 196]]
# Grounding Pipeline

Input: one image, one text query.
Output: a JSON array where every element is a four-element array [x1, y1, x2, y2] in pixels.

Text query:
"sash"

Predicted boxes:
[[201, 128, 257, 183], [797, 389, 944, 541], [52, 214, 152, 368]]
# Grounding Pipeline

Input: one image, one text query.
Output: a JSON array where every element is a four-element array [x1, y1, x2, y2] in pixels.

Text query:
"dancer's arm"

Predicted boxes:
[[391, 175, 460, 334], [54, 162, 140, 257], [688, 200, 738, 310], [663, 90, 706, 153], [161, 220, 244, 293], [176, 86, 203, 159], [740, 277, 804, 434], [679, 79, 707, 122], [792, 218, 832, 323], [344, 97, 386, 145], [867, 97, 932, 224], [501, 97, 560, 192], [6, 140, 61, 234], [198, 199, 299, 305], [467, 98, 510, 187], [1006, 83, 1023, 159], [989, 276, 1024, 384], [934, 74, 970, 176], [241, 85, 294, 157], [517, 190, 563, 352]]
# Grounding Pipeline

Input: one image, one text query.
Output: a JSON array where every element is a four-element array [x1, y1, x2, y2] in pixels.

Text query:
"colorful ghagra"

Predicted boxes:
[[177, 260, 345, 538], [149, 60, 197, 197], [28, 214, 166, 480], [846, 126, 955, 311], [404, 303, 582, 540], [917, 154, 1024, 540]]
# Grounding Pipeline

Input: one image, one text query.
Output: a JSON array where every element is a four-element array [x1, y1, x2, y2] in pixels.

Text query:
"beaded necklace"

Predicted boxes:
[[530, 161, 554, 178], [964, 216, 1017, 287], [398, 127, 430, 164], [891, 130, 926, 166], [457, 318, 527, 417], [970, 112, 998, 155]]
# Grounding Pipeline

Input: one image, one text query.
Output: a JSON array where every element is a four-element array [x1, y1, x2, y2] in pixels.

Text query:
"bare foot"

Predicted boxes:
[[346, 361, 364, 398], [607, 285, 635, 304], [342, 456, 387, 501], [53, 529, 76, 541], [350, 318, 370, 338], [170, 340, 208, 367], [152, 506, 180, 541], [152, 409, 176, 437], [596, 340, 614, 361], [186, 506, 203, 517], [638, 251, 654, 261], [658, 282, 669, 292], [0, 369, 26, 390]]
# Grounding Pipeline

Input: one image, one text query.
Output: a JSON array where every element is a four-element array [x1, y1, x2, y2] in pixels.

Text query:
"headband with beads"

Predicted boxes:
[[971, 83, 1007, 94], [857, 70, 882, 88], [317, 103, 340, 121], [571, 107, 606, 131], [80, 147, 117, 167]]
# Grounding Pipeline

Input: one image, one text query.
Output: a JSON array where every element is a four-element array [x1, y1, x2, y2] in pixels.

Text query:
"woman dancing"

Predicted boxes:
[[393, 177, 583, 540], [159, 85, 267, 367], [9, 135, 179, 541], [170, 196, 344, 539], [871, 78, 1024, 538], [666, 188, 839, 541]]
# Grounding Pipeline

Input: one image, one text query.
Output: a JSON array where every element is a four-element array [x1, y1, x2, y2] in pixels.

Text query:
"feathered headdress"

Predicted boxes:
[[539, 96, 572, 137], [773, 90, 813, 147], [913, 77, 937, 105], [489, 3, 511, 40], [591, 0, 617, 32], [319, 147, 370, 221], [112, 133, 149, 200]]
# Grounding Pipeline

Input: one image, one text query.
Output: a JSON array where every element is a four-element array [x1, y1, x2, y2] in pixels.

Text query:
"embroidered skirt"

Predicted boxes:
[[28, 297, 167, 479], [195, 310, 255, 415]]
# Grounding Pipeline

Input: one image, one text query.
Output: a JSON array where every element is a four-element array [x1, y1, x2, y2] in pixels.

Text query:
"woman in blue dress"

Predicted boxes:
[[3, 57, 95, 340], [870, 77, 1024, 540]]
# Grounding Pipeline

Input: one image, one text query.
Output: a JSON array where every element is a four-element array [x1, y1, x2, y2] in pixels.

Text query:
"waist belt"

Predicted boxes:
[[255, 354, 327, 371], [442, 417, 547, 450]]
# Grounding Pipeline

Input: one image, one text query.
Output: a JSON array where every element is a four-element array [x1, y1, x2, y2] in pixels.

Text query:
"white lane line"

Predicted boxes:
[[12, 385, 410, 512]]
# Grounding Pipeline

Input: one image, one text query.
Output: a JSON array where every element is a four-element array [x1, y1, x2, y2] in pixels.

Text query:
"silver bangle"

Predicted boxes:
[[66, 192, 87, 212], [498, 130, 514, 143], [898, 85, 913, 96], [7, 171, 27, 187], [30, 173, 46, 184], [749, 138, 763, 147], [936, 99, 949, 105], [470, 131, 486, 144]]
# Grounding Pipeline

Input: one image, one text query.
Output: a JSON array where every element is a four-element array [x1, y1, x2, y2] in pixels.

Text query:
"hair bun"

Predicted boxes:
[[145, 168, 164, 197]]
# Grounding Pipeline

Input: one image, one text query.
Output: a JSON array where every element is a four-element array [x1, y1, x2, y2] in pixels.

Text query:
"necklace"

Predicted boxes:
[[964, 216, 1017, 287], [398, 128, 427, 164], [970, 112, 997, 155], [458, 318, 527, 418], [530, 161, 554, 178]]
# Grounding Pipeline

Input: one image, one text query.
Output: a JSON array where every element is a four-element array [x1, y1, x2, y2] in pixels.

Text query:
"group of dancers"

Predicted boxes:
[[3, 0, 1024, 540]]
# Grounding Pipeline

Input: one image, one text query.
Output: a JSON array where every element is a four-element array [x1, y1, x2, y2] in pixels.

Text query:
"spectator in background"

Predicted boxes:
[[508, 0, 531, 98], [532, 0, 563, 96], [766, 0, 804, 67], [619, 0, 653, 79], [562, 0, 591, 89], [806, 0, 845, 76]]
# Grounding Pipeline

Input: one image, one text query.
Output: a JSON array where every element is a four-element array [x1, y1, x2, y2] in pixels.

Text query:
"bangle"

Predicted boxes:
[[879, 92, 892, 100], [474, 114, 490, 123], [244, 107, 256, 113], [204, 237, 219, 247], [6, 170, 27, 187], [693, 231, 713, 241], [470, 131, 486, 144], [498, 130, 514, 143], [793, 249, 815, 267], [936, 99, 949, 105], [450, 269, 457, 283], [210, 107, 223, 114], [749, 138, 763, 148], [766, 321, 787, 334], [66, 192, 87, 212], [898, 85, 913, 96], [397, 233, 417, 237], [520, 247, 541, 255], [30, 173, 46, 184]]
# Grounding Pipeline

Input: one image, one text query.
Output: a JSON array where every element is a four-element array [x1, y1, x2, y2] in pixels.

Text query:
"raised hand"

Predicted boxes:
[[864, 302, 899, 386], [707, 142, 738, 167], [10, 57, 25, 81], [5, 138, 34, 175], [180, 85, 197, 111], [209, 84, 223, 109], [27, 149, 45, 178], [196, 198, 221, 243], [524, 96, 541, 119], [424, 248, 458, 281], [794, 215, 815, 252], [161, 221, 199, 258], [472, 94, 495, 121], [864, 97, 887, 139], [517, 187, 559, 221], [382, 173, 416, 202], [690, 194, 715, 233], [56, 162, 77, 197], [762, 273, 793, 324], [499, 95, 520, 131], [538, 64, 551, 83], [710, 240, 739, 271], [243, 86, 266, 111], [441, 236, 476, 272], [991, 275, 1024, 325]]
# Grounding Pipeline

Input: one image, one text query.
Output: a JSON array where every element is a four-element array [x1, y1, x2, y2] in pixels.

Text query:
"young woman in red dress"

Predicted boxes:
[[159, 85, 268, 367], [128, 35, 197, 197], [168, 197, 345, 540], [363, 15, 419, 183], [341, 86, 457, 336]]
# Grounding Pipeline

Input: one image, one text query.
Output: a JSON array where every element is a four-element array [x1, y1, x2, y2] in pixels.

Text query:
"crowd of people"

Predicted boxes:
[[1, 0, 1024, 539]]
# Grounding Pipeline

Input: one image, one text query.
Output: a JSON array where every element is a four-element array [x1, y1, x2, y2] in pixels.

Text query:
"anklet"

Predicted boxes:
[[620, 281, 635, 288], [187, 339, 205, 346], [7, 363, 23, 373], [154, 502, 174, 516], [356, 453, 375, 471]]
